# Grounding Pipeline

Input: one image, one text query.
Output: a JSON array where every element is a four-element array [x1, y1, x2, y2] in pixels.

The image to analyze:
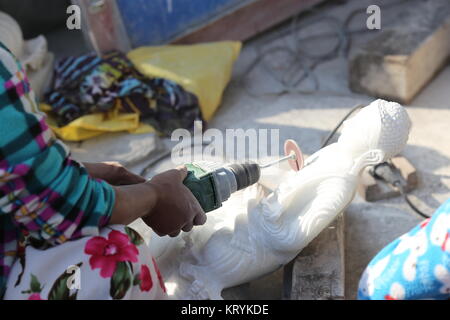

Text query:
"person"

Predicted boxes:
[[358, 199, 450, 300], [0, 42, 206, 300]]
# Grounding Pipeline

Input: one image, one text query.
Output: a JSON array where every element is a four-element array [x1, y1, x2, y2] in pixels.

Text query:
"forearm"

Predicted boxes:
[[83, 162, 146, 186], [109, 182, 157, 225]]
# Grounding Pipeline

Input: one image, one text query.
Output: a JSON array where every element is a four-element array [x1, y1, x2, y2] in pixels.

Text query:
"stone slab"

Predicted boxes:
[[349, 0, 450, 103]]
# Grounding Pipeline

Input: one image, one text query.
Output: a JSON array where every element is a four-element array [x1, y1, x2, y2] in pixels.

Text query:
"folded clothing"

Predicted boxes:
[[44, 51, 202, 136]]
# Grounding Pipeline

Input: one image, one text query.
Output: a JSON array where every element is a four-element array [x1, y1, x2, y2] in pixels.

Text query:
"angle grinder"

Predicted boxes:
[[183, 139, 304, 213]]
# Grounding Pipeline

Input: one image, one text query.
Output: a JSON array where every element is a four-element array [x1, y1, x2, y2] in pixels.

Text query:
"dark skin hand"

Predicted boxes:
[[84, 162, 206, 237], [142, 167, 206, 237]]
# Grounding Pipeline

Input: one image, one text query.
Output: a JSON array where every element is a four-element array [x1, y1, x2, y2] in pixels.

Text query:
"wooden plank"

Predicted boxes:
[[349, 2, 450, 104], [173, 0, 324, 44], [289, 213, 345, 300]]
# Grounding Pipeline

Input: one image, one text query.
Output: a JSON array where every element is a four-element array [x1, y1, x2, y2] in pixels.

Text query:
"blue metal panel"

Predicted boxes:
[[116, 0, 246, 47]]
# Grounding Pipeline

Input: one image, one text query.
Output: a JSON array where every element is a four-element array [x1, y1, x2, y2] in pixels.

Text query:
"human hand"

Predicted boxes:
[[142, 166, 207, 237], [83, 161, 145, 186]]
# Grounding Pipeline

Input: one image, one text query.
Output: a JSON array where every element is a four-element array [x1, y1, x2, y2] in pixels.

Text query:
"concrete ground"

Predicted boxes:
[[44, 0, 450, 299]]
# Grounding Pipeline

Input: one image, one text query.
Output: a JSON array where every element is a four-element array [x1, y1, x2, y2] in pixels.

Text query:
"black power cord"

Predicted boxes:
[[371, 162, 431, 219], [399, 187, 431, 219], [321, 104, 364, 148]]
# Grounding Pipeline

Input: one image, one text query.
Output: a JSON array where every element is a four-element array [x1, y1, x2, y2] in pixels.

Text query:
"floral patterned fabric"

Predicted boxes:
[[358, 198, 450, 300], [4, 225, 167, 300]]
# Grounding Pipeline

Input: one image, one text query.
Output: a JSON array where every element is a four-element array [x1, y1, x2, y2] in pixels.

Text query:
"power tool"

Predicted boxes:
[[182, 139, 304, 213]]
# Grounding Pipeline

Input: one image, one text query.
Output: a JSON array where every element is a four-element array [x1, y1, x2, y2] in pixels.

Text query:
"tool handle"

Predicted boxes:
[[183, 166, 221, 213]]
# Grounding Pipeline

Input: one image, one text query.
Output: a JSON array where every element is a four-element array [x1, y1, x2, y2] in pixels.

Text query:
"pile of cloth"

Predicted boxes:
[[44, 51, 200, 137], [41, 41, 242, 141]]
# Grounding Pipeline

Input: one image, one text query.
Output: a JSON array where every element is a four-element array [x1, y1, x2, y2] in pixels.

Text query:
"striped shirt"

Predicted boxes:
[[0, 43, 115, 297]]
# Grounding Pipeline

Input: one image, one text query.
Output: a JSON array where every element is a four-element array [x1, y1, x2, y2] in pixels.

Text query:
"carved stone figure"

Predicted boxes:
[[130, 99, 412, 299]]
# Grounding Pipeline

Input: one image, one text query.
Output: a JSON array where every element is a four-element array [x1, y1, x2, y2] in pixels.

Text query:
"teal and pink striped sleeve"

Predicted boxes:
[[0, 42, 116, 247]]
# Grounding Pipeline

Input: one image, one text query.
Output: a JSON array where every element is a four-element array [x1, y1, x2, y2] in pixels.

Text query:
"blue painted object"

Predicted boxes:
[[116, 0, 246, 47]]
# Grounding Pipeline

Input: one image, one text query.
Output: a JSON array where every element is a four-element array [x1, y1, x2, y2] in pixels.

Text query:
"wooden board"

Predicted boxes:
[[173, 0, 324, 44], [349, 2, 450, 104], [287, 213, 346, 300]]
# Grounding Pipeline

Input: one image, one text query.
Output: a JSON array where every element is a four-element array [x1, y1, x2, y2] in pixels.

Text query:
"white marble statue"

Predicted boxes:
[[130, 99, 412, 299]]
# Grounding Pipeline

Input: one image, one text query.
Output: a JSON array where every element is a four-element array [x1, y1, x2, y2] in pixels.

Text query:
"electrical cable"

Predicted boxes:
[[320, 103, 364, 148], [371, 161, 431, 219], [395, 182, 431, 219]]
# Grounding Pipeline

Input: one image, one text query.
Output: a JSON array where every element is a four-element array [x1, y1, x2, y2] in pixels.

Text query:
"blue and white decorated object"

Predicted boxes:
[[358, 199, 450, 300]]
